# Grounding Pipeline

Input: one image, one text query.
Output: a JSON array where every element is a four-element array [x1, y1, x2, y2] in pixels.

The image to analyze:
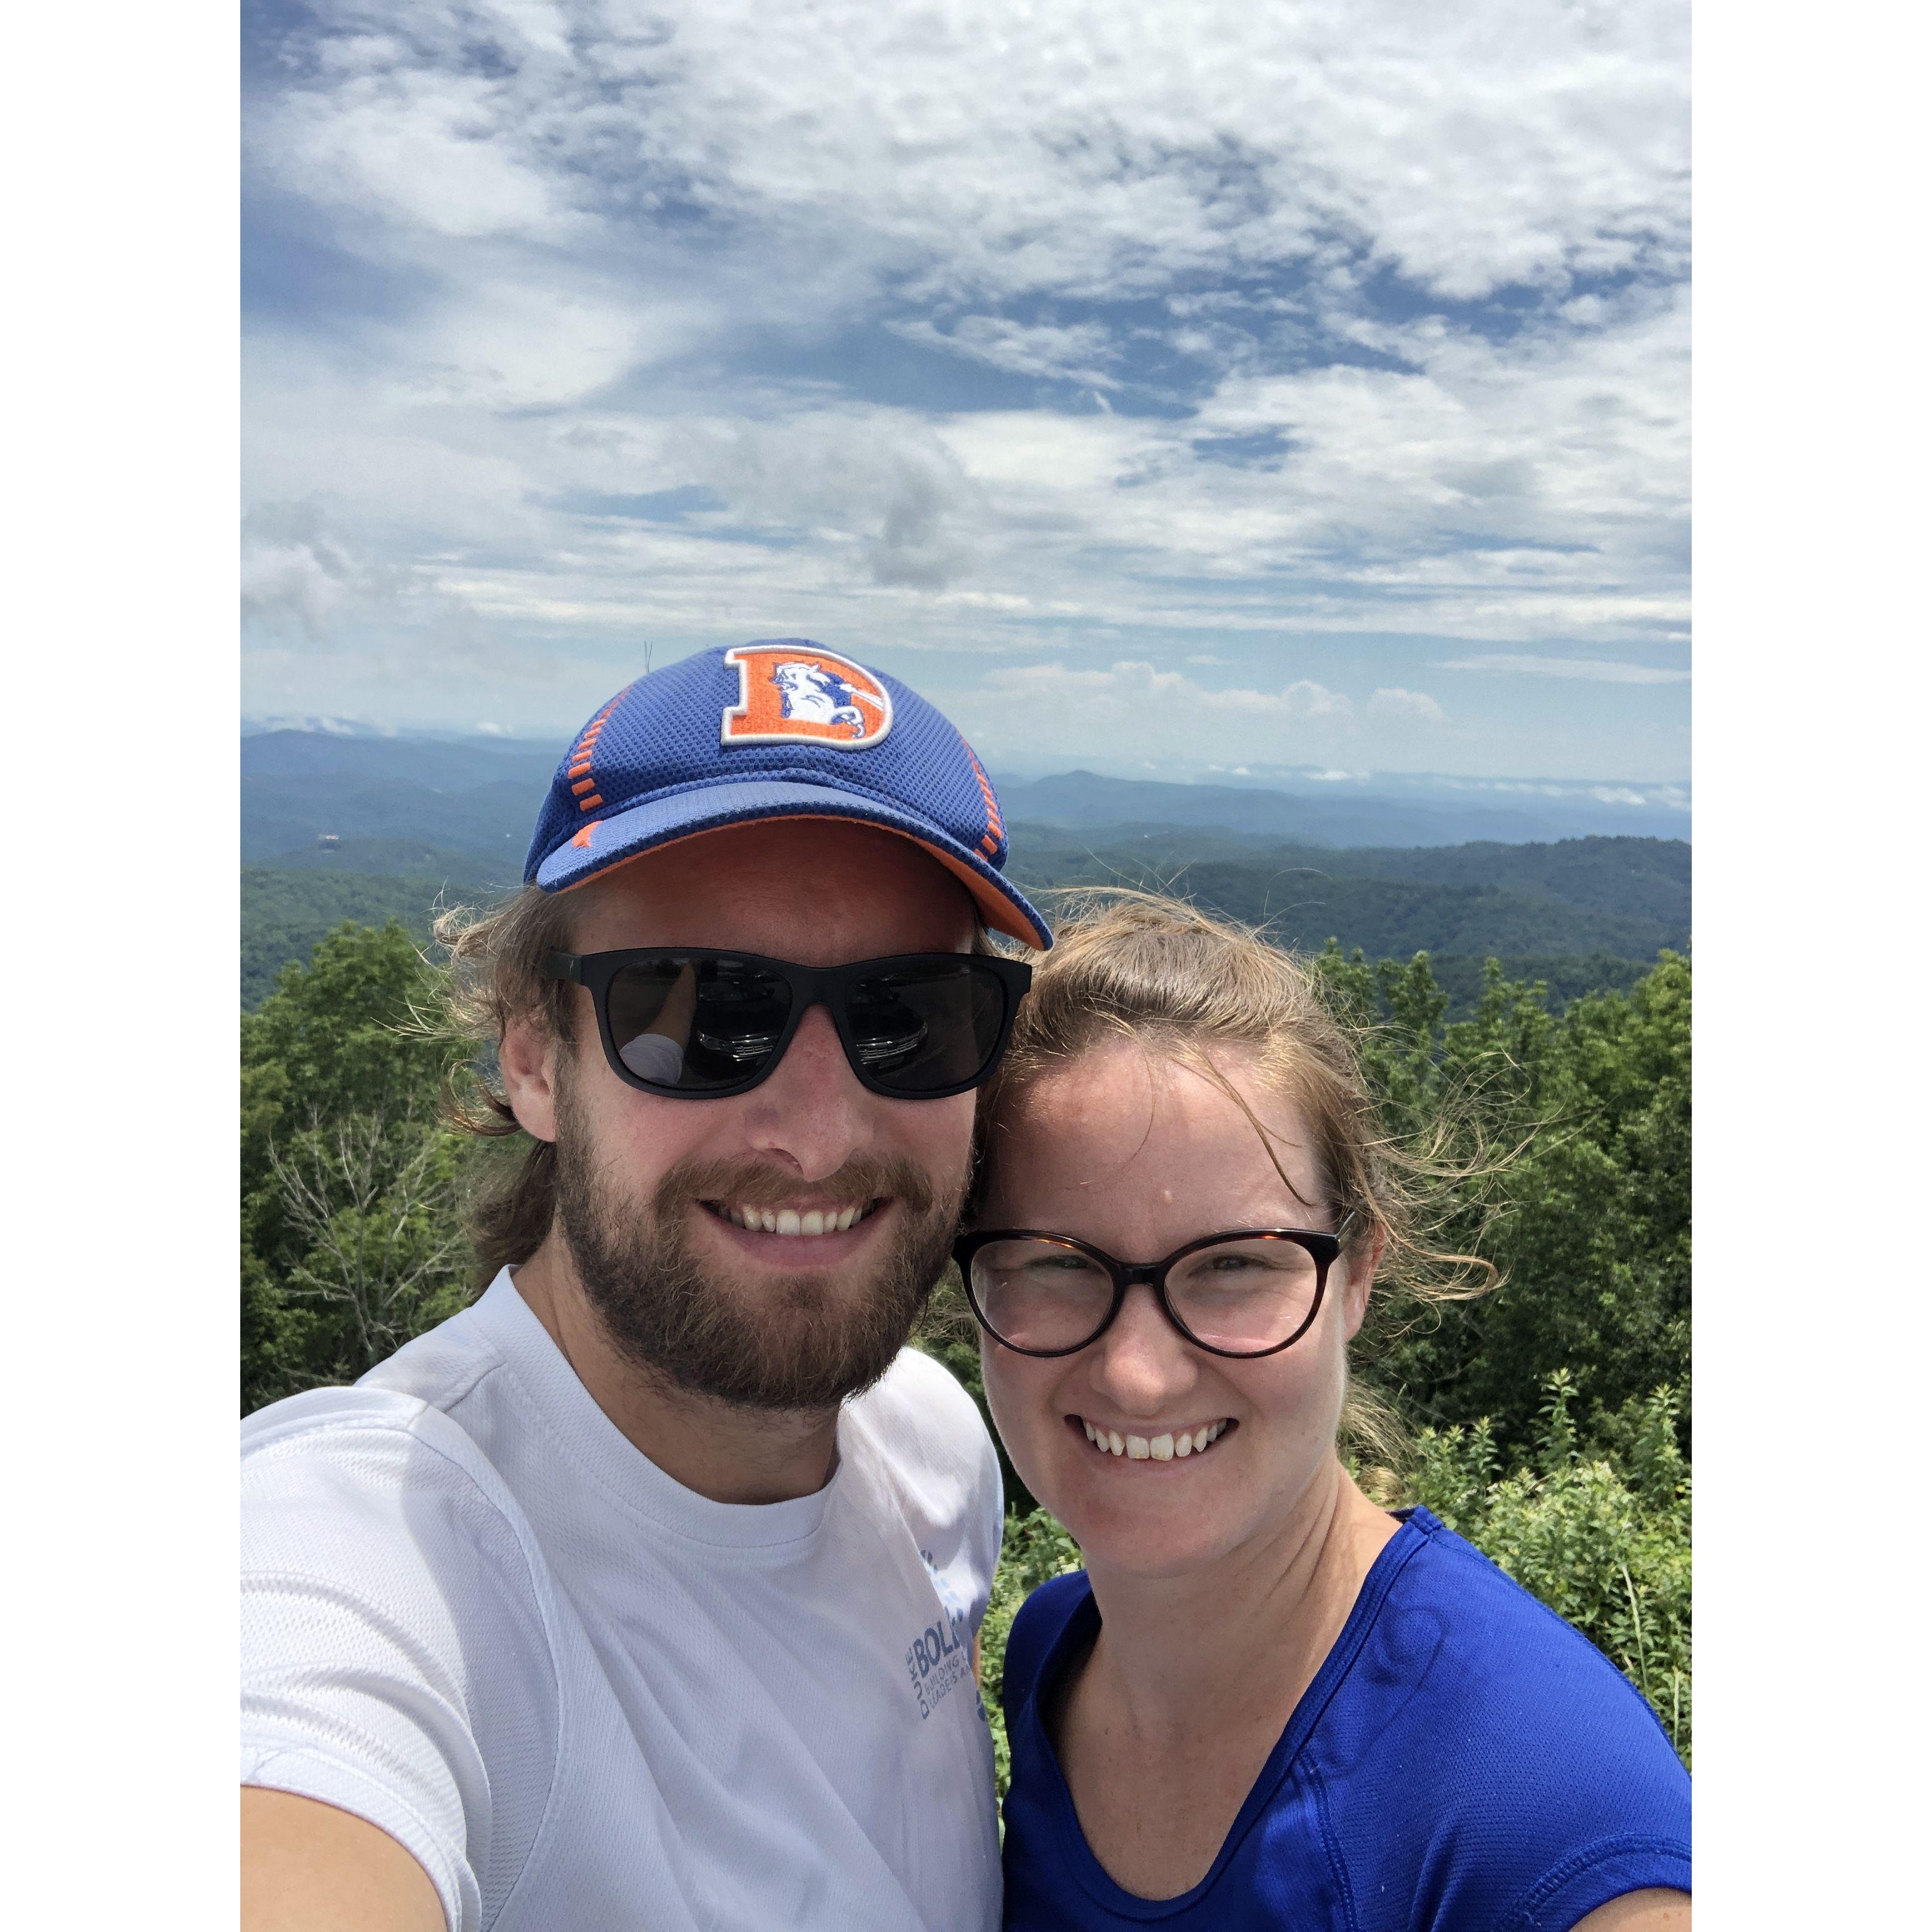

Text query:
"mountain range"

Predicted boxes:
[[242, 729, 1690, 869], [240, 730, 1689, 1011]]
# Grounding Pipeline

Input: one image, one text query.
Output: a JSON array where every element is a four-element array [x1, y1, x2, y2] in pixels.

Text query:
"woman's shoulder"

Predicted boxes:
[[1305, 1508, 1689, 1926], [1377, 1508, 1684, 1761]]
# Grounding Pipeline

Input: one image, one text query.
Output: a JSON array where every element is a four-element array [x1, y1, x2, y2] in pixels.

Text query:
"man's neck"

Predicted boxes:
[[509, 1237, 843, 1507]]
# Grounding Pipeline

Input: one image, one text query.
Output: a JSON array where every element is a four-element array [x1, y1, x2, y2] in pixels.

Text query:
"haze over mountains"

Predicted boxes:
[[240, 729, 1690, 1010], [242, 728, 1690, 869]]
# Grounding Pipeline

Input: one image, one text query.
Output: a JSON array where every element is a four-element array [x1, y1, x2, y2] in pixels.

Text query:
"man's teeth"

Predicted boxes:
[[717, 1202, 872, 1235], [1079, 1419, 1231, 1460]]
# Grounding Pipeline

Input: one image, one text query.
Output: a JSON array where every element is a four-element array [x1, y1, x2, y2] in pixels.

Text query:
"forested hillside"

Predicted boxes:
[[244, 826, 1687, 1010], [241, 728, 1690, 1016]]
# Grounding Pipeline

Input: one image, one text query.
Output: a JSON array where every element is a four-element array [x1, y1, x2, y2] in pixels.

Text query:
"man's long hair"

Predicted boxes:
[[435, 885, 582, 1286]]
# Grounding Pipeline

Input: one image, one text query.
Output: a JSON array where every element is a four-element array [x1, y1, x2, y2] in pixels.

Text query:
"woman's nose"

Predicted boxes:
[[1085, 1282, 1199, 1417]]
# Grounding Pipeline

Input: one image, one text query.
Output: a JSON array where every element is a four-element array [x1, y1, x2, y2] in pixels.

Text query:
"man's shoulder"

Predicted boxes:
[[845, 1347, 1004, 1558], [243, 1379, 494, 1482], [850, 1346, 995, 1467], [242, 1363, 547, 1604], [243, 1286, 512, 1477]]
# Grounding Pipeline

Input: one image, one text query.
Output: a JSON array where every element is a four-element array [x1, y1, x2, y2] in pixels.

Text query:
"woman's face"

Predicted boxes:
[[976, 1037, 1373, 1580]]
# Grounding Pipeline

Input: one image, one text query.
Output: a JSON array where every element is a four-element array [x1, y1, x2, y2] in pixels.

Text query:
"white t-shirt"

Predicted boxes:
[[241, 1270, 1004, 1932]]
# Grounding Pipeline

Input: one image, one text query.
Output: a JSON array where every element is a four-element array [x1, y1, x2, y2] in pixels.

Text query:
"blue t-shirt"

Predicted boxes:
[[1000, 1508, 1690, 1931]]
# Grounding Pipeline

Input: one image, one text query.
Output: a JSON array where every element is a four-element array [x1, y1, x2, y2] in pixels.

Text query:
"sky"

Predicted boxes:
[[241, 0, 1690, 786]]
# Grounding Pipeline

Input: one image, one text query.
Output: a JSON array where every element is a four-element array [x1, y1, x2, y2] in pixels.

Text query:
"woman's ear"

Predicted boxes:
[[500, 1013, 562, 1145], [1339, 1226, 1385, 1342]]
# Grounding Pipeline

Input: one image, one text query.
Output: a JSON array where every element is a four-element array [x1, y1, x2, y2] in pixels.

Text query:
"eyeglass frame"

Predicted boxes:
[[543, 947, 1035, 1101], [952, 1221, 1356, 1360]]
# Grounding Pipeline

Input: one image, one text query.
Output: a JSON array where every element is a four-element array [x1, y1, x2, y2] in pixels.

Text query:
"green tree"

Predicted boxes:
[[242, 920, 470, 1411], [1318, 947, 1690, 1455]]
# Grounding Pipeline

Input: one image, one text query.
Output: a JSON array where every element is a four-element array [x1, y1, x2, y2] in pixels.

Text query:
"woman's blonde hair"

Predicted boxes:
[[979, 891, 1500, 1471]]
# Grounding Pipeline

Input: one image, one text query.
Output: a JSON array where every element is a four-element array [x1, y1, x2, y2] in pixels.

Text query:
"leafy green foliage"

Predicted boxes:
[[913, 1274, 1039, 1519], [242, 920, 473, 1410], [981, 1510, 1082, 1796], [1316, 946, 1691, 1456]]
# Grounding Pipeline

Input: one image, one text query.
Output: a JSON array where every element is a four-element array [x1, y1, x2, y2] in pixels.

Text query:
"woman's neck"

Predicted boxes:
[[1077, 1460, 1400, 1750]]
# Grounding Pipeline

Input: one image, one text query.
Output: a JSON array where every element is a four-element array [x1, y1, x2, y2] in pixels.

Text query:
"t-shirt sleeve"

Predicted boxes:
[[1345, 1532, 1692, 1932], [241, 1404, 559, 1932], [1498, 1839, 1692, 1930], [866, 1349, 1005, 1629]]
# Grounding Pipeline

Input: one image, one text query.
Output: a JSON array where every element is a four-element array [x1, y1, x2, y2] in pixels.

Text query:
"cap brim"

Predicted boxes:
[[533, 778, 1052, 949]]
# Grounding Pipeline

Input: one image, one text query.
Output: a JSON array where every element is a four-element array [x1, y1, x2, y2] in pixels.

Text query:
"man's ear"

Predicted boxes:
[[1340, 1226, 1385, 1343], [500, 1012, 562, 1145]]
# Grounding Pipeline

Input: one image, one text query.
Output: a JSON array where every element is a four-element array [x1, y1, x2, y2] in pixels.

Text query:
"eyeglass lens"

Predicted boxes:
[[966, 1235, 1323, 1355], [604, 955, 1008, 1096]]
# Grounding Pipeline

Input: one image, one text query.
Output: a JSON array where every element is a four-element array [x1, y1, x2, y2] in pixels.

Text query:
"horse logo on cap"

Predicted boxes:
[[721, 645, 893, 749]]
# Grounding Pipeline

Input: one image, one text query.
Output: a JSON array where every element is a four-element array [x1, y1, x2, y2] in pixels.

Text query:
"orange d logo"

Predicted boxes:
[[720, 646, 894, 750]]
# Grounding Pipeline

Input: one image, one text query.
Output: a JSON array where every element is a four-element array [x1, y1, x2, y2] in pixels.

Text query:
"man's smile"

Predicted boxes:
[[696, 1195, 894, 1258]]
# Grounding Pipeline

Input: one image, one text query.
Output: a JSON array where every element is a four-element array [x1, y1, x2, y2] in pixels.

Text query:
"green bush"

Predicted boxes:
[[1314, 947, 1691, 1458]]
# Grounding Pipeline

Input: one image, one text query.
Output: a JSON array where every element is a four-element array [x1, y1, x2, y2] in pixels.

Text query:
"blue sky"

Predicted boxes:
[[241, 0, 1689, 786]]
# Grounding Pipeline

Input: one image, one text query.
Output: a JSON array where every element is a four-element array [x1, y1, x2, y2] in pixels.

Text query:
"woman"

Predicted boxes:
[[961, 898, 1690, 1931]]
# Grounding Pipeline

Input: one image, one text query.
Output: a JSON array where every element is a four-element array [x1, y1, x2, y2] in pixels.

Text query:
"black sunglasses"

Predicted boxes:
[[953, 1224, 1349, 1360], [544, 948, 1033, 1100]]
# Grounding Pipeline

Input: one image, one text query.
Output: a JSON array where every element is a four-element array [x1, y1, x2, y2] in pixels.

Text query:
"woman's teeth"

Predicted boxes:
[[1079, 1419, 1232, 1461], [716, 1202, 873, 1236]]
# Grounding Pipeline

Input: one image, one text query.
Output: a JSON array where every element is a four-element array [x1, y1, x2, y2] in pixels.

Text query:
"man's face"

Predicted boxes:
[[517, 819, 980, 1411]]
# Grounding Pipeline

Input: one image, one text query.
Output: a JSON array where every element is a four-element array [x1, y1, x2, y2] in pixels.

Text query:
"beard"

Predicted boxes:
[[551, 1078, 967, 1413]]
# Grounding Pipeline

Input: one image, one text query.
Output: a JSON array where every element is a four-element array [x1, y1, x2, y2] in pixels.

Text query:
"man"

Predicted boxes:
[[242, 642, 1051, 1932]]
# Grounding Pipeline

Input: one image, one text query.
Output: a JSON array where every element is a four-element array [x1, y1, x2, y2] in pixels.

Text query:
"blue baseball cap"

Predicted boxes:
[[525, 641, 1051, 948]]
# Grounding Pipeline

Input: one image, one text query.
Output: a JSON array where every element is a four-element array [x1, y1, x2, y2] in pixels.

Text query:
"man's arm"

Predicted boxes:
[[242, 1789, 444, 1932]]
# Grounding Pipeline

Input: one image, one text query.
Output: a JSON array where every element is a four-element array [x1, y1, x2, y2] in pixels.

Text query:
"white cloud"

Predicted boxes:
[[259, 0, 1685, 307], [994, 660, 1354, 719], [240, 501, 412, 639], [1436, 653, 1689, 683], [948, 658, 1378, 769], [890, 317, 1122, 388], [1369, 687, 1447, 721], [263, 68, 568, 241], [243, 1, 1689, 775]]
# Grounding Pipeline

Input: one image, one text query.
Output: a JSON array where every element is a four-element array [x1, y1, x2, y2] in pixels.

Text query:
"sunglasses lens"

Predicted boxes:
[[606, 955, 793, 1092], [847, 958, 1009, 1094]]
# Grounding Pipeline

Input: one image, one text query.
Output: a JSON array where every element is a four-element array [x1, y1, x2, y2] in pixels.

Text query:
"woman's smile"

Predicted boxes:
[[1067, 1414, 1239, 1462]]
